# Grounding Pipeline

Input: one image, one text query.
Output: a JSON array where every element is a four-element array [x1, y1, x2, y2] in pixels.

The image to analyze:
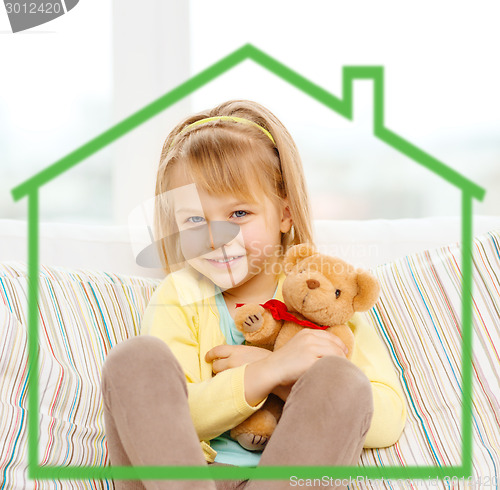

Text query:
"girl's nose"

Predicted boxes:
[[178, 221, 240, 261], [207, 221, 215, 249], [206, 221, 240, 250]]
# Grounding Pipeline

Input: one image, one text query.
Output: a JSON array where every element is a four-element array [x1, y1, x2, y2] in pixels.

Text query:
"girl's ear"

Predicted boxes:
[[283, 243, 317, 274], [279, 197, 293, 233]]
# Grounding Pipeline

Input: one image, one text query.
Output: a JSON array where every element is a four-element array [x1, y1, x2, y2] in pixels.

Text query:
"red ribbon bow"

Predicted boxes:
[[235, 299, 329, 330]]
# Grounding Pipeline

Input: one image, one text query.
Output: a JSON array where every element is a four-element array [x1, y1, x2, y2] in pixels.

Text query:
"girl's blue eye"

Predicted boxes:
[[186, 216, 205, 224], [185, 211, 248, 223]]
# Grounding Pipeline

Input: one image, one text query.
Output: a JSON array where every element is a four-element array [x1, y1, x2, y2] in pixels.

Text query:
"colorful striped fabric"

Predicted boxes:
[[0, 229, 499, 489], [357, 229, 500, 489], [0, 264, 159, 489]]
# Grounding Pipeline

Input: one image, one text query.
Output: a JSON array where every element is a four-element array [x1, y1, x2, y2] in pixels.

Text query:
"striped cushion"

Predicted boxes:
[[1, 229, 499, 488], [0, 263, 160, 489], [357, 229, 500, 486]]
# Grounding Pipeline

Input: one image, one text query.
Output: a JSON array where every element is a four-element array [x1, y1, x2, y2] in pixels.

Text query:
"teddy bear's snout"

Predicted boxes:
[[306, 279, 320, 290]]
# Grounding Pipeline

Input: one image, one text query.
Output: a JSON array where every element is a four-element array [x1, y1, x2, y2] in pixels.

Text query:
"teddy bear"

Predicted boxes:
[[229, 242, 381, 451]]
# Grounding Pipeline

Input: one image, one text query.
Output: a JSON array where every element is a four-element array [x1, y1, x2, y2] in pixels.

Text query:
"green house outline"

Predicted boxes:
[[10, 43, 486, 483]]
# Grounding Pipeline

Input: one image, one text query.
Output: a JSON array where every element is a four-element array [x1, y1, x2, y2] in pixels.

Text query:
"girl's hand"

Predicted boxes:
[[205, 344, 272, 374], [262, 328, 348, 387]]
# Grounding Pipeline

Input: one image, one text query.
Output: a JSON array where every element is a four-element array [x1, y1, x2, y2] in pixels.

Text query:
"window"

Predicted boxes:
[[187, 0, 499, 219], [1, 1, 113, 224], [3, 1, 498, 224]]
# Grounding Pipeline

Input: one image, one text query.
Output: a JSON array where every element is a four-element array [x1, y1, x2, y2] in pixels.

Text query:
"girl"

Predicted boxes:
[[100, 100, 407, 490]]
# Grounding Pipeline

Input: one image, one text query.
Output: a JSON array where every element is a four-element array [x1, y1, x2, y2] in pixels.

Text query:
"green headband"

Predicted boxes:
[[170, 115, 276, 149]]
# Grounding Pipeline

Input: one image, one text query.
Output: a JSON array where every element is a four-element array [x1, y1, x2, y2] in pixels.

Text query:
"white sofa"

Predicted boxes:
[[3, 215, 500, 273], [1, 216, 499, 489]]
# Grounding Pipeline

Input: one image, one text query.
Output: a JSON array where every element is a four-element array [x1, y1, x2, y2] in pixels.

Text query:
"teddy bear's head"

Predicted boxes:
[[281, 243, 380, 326]]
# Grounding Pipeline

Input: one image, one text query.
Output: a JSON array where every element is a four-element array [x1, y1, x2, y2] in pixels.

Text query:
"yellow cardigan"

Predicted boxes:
[[140, 266, 407, 463]]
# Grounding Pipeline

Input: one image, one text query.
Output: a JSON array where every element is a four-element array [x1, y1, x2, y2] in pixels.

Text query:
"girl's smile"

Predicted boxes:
[[206, 255, 244, 267]]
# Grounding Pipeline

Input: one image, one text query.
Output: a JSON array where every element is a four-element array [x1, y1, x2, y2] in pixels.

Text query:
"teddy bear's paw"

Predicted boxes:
[[230, 408, 278, 451], [234, 304, 265, 333], [234, 432, 269, 451], [240, 312, 264, 333]]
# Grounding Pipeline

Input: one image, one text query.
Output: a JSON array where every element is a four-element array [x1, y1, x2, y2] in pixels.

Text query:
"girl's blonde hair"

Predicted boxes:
[[154, 99, 314, 274]]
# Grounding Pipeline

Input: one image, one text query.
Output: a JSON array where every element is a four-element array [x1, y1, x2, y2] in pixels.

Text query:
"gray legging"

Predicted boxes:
[[100, 335, 374, 490]]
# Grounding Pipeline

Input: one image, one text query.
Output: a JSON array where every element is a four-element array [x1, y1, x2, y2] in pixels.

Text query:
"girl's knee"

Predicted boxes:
[[294, 356, 374, 412], [101, 336, 187, 413], [102, 335, 178, 380]]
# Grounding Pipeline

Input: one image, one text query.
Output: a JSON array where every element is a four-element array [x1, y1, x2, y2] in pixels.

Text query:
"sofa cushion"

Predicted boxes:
[[359, 228, 500, 484], [0, 264, 160, 489], [0, 228, 499, 488]]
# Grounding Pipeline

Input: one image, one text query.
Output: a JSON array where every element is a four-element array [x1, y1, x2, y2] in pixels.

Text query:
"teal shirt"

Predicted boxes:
[[210, 283, 278, 467]]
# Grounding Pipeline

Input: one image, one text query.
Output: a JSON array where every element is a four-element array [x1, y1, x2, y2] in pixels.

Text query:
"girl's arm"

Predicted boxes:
[[205, 344, 293, 405], [208, 329, 349, 406], [207, 313, 407, 448], [140, 277, 273, 442], [140, 274, 354, 441], [271, 384, 293, 401]]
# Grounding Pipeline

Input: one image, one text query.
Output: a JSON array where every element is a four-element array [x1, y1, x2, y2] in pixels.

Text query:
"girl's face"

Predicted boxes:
[[168, 168, 292, 292]]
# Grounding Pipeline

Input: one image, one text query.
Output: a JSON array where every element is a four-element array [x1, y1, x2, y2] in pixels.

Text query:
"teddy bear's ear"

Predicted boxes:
[[283, 242, 318, 275], [353, 269, 381, 311]]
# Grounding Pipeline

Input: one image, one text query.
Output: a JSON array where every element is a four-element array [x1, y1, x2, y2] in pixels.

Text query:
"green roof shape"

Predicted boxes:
[[11, 43, 485, 201], [9, 43, 483, 483]]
